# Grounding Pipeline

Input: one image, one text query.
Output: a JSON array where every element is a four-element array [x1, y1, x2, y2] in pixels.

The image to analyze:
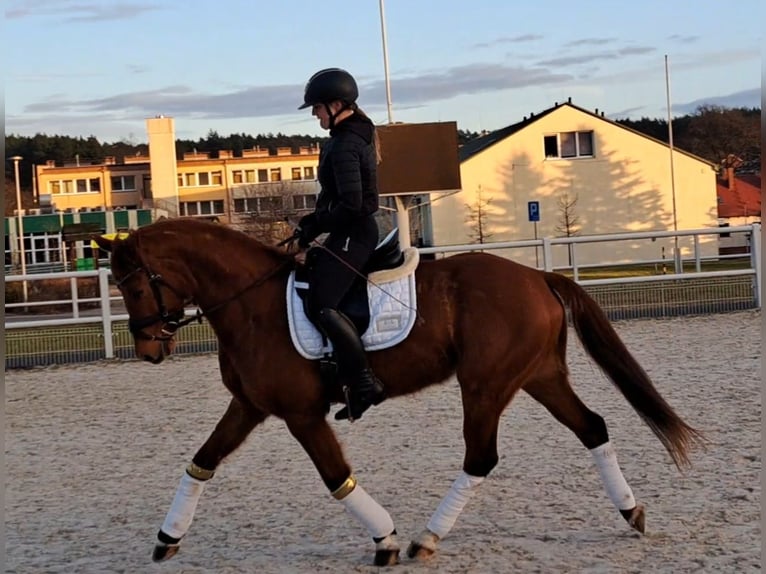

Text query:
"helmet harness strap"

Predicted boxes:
[[326, 101, 355, 129]]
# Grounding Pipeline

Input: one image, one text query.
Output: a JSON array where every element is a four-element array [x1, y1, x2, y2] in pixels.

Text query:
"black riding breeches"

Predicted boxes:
[[305, 217, 378, 322]]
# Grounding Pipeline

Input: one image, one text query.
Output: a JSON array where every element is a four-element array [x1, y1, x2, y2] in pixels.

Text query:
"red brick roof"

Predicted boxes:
[[717, 173, 761, 219]]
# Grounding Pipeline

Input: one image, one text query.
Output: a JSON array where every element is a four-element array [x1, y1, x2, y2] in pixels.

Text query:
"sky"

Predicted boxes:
[[4, 0, 762, 144]]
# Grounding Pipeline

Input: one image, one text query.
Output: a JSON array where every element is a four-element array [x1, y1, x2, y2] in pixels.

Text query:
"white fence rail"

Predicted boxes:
[[5, 224, 761, 365]]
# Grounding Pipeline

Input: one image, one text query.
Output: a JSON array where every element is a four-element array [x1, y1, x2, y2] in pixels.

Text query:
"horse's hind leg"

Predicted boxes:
[[408, 392, 503, 560], [152, 395, 266, 562], [524, 371, 646, 534], [284, 414, 400, 566]]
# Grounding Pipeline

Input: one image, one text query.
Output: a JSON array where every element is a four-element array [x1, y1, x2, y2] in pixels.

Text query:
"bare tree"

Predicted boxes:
[[554, 191, 581, 266], [465, 185, 493, 244], [229, 179, 318, 244]]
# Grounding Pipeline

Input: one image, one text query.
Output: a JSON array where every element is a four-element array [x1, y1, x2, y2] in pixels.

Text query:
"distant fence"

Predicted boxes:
[[5, 224, 761, 369]]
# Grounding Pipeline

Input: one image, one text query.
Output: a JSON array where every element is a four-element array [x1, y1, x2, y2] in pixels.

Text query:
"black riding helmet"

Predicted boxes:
[[298, 68, 359, 110]]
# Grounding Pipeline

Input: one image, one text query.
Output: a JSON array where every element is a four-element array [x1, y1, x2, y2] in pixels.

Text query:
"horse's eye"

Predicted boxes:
[[129, 289, 144, 301]]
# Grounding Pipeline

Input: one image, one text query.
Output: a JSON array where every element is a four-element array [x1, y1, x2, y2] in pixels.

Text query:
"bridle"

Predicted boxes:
[[116, 259, 292, 342], [116, 266, 197, 341]]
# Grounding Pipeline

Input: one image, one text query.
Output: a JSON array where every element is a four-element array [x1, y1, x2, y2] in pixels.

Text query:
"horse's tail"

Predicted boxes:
[[543, 271, 704, 469]]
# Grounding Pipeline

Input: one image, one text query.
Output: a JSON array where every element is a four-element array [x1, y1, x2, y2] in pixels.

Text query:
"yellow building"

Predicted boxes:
[[431, 100, 718, 267], [34, 116, 321, 225]]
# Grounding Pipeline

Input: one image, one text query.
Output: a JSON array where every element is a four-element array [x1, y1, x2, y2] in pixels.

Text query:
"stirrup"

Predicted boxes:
[[335, 383, 385, 422]]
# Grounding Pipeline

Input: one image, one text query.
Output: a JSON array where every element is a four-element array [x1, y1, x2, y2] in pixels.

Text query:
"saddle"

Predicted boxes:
[[286, 228, 420, 360]]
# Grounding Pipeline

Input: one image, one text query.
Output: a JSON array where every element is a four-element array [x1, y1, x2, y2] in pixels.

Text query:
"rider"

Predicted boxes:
[[294, 68, 386, 422]]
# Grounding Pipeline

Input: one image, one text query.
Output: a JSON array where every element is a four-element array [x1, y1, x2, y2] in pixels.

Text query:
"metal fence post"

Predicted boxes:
[[70, 276, 80, 318], [751, 223, 761, 308], [98, 267, 115, 358], [542, 237, 553, 272]]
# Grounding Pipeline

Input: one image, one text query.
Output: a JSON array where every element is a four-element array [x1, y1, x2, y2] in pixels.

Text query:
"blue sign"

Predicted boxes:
[[528, 201, 540, 222]]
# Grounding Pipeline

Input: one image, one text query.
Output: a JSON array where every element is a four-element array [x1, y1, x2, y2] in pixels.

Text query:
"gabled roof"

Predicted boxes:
[[458, 105, 560, 161], [717, 174, 762, 219], [459, 101, 715, 167]]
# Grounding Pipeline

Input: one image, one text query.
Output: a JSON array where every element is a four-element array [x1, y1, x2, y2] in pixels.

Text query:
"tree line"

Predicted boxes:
[[4, 106, 760, 212]]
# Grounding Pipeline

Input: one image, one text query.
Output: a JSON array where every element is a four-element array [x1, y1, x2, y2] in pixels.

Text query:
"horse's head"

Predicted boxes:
[[94, 231, 192, 364]]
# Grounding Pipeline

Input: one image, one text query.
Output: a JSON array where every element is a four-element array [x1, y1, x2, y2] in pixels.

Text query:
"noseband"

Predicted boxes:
[[116, 266, 198, 342]]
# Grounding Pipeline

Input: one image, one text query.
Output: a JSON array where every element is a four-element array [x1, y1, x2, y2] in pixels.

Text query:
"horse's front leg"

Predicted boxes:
[[285, 414, 400, 566], [152, 396, 266, 562]]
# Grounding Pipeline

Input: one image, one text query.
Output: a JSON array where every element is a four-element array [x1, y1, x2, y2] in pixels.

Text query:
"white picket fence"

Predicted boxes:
[[5, 224, 761, 366]]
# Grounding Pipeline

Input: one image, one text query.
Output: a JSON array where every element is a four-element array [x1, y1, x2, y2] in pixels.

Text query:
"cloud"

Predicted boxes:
[[667, 34, 700, 44], [6, 0, 163, 21], [674, 88, 761, 114], [537, 46, 655, 67], [471, 34, 544, 49], [18, 63, 575, 120], [564, 38, 618, 47]]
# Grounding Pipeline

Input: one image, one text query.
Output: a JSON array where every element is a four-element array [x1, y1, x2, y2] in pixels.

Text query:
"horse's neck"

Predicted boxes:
[[180, 245, 283, 308]]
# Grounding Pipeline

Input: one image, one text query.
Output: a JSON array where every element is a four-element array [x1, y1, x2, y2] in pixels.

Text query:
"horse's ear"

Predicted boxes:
[[92, 234, 114, 252]]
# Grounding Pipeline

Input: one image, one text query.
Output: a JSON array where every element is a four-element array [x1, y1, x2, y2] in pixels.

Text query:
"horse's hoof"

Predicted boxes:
[[406, 541, 435, 560], [622, 504, 646, 534], [373, 548, 400, 566], [374, 533, 400, 566], [152, 543, 180, 562], [407, 529, 439, 560]]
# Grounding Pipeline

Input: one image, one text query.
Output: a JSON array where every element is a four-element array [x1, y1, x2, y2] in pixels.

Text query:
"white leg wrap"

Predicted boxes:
[[161, 472, 207, 540], [426, 471, 485, 539], [338, 483, 395, 540], [590, 441, 636, 510]]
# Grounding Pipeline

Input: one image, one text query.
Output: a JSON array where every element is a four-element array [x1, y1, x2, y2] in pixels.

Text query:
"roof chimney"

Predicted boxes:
[[727, 166, 736, 190]]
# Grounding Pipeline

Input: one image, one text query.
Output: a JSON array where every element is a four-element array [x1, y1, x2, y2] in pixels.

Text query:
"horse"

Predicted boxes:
[[94, 217, 703, 567]]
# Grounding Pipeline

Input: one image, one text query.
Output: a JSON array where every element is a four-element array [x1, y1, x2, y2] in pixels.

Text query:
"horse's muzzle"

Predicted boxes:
[[137, 337, 175, 364]]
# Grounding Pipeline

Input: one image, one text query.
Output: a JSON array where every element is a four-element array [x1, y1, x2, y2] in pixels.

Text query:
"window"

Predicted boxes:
[[544, 136, 558, 158], [291, 167, 303, 180], [543, 131, 594, 159], [258, 169, 268, 183], [260, 196, 281, 212], [76, 179, 88, 193], [293, 194, 317, 210], [111, 175, 136, 191], [180, 200, 225, 216], [269, 168, 281, 182], [90, 178, 101, 192], [233, 196, 283, 214], [304, 166, 315, 179], [232, 170, 244, 184], [183, 171, 222, 187], [8, 232, 63, 265]]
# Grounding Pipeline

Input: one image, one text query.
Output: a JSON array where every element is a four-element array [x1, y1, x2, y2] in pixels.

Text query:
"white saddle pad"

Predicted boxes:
[[287, 248, 420, 360]]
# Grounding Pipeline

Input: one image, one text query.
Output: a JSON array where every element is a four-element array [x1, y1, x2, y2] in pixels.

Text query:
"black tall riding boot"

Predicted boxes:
[[317, 308, 386, 421]]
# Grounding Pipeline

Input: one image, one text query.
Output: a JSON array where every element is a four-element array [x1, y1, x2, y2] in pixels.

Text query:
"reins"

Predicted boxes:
[[121, 251, 293, 341], [281, 234, 420, 318], [180, 258, 292, 326]]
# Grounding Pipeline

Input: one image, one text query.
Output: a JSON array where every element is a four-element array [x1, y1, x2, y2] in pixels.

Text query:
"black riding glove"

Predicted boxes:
[[296, 213, 320, 248]]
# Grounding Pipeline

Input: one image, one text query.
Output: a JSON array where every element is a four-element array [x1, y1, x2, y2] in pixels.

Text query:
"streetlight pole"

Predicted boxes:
[[664, 55, 681, 273], [10, 155, 28, 303]]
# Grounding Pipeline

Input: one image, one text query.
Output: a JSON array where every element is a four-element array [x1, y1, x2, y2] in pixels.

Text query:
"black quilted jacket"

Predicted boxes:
[[312, 113, 378, 235]]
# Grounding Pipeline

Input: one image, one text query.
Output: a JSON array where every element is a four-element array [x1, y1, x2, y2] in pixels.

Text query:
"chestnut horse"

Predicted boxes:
[[95, 217, 702, 567]]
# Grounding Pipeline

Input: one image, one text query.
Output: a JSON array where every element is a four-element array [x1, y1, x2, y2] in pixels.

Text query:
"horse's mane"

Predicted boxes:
[[128, 217, 295, 264]]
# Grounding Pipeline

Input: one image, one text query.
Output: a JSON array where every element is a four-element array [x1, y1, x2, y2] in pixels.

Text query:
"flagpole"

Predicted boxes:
[[379, 0, 394, 124]]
